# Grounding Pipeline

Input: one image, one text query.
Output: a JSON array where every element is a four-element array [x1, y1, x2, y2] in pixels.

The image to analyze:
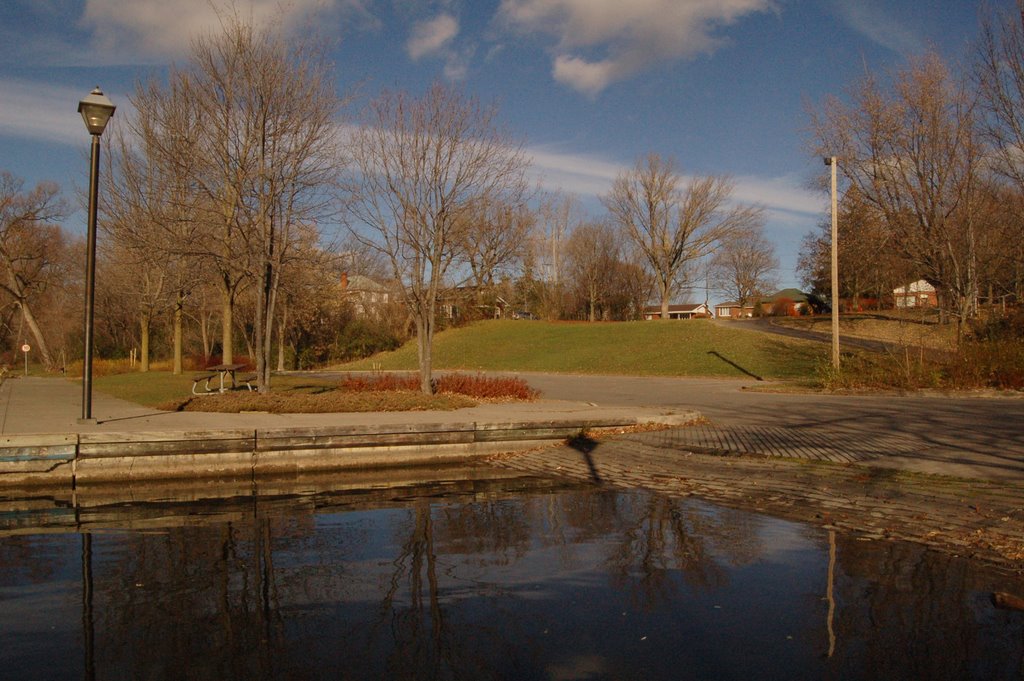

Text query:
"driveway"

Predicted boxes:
[[714, 317, 897, 353]]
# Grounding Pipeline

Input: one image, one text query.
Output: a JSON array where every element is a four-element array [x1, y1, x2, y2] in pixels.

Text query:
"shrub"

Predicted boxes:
[[329, 319, 403, 364], [967, 308, 1024, 343], [339, 372, 538, 400], [820, 336, 1024, 391]]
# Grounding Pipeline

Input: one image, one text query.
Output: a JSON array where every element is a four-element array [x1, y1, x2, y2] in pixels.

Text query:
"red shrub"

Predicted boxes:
[[340, 372, 538, 400]]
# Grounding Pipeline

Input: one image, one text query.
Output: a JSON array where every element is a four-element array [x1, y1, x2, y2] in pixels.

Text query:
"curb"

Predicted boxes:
[[0, 413, 699, 489]]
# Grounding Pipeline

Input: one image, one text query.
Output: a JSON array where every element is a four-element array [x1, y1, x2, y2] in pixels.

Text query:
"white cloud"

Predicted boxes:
[[552, 56, 620, 98], [406, 13, 459, 60], [0, 79, 108, 146], [526, 146, 625, 196], [526, 145, 821, 219], [80, 0, 376, 61], [499, 0, 775, 95], [830, 1, 924, 55], [731, 173, 823, 219]]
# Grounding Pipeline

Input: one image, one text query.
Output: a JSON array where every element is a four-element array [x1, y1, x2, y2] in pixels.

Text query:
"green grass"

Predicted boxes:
[[339, 319, 825, 379], [91, 371, 477, 412], [92, 372, 343, 408]]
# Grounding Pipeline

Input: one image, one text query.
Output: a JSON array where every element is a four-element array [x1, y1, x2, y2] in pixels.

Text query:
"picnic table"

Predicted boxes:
[[192, 363, 253, 395]]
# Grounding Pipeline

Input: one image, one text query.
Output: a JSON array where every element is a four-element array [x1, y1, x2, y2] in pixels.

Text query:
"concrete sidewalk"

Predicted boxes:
[[0, 376, 694, 436], [0, 376, 699, 488]]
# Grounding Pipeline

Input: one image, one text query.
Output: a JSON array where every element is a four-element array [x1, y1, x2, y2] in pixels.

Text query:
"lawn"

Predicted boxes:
[[771, 311, 955, 350], [91, 371, 472, 411], [339, 319, 825, 379]]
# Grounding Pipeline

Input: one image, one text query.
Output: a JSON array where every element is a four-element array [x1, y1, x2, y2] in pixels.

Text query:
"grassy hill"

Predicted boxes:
[[339, 319, 825, 379]]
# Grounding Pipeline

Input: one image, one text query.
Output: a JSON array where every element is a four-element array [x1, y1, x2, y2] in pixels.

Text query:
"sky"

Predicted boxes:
[[0, 0, 1002, 294]]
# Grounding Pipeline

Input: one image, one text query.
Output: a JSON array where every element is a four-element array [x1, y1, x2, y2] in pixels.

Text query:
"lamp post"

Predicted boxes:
[[77, 87, 116, 423], [824, 156, 840, 370]]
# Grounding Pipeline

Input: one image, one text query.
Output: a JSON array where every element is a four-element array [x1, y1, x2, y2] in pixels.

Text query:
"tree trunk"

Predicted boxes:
[[200, 312, 211, 360], [276, 306, 287, 372], [139, 315, 150, 373], [416, 315, 434, 394], [255, 271, 267, 393], [172, 292, 184, 375], [660, 280, 671, 319], [221, 284, 233, 364], [19, 302, 53, 369]]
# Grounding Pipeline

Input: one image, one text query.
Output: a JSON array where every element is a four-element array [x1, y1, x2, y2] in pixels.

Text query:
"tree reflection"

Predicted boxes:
[[2, 480, 1022, 680], [828, 537, 1024, 679], [605, 494, 764, 610]]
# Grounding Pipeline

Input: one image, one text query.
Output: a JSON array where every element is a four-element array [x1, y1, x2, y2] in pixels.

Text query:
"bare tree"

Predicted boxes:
[[811, 54, 986, 331], [0, 173, 67, 368], [111, 13, 342, 389], [456, 196, 533, 301], [348, 83, 530, 393], [532, 191, 581, 319], [709, 221, 777, 310], [189, 15, 341, 390], [104, 98, 198, 373], [603, 153, 762, 319], [796, 186, 912, 310], [976, 3, 1024, 302], [565, 222, 619, 322], [601, 247, 654, 321]]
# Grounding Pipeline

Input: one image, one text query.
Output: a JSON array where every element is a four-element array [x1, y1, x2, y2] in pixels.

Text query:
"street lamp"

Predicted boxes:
[[78, 87, 115, 423], [823, 156, 840, 370]]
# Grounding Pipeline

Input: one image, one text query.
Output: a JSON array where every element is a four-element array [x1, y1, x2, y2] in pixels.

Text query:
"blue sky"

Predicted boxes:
[[0, 0, 998, 290]]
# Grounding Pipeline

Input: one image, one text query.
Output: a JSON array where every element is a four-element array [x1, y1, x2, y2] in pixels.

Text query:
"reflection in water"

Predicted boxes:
[[0, 474, 1021, 680]]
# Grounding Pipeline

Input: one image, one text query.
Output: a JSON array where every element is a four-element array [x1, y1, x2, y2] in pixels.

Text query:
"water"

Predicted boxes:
[[0, 470, 1022, 680]]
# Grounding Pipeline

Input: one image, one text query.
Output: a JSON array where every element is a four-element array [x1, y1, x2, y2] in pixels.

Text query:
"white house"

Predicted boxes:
[[894, 280, 937, 308]]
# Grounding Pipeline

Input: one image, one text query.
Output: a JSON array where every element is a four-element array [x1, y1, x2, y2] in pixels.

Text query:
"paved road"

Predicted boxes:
[[716, 317, 897, 353], [512, 372, 1024, 483]]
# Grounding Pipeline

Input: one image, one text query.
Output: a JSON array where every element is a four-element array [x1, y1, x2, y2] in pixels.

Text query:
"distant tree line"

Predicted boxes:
[[804, 4, 1024, 333]]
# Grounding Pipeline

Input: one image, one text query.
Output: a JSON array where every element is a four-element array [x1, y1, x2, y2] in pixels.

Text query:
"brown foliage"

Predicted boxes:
[[339, 372, 539, 400]]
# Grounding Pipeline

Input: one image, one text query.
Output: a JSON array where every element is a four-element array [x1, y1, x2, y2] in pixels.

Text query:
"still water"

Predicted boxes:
[[1, 470, 1022, 680]]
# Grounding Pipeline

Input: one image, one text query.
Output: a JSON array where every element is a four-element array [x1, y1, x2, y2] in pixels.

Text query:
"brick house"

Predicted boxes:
[[642, 303, 712, 320], [893, 279, 938, 308]]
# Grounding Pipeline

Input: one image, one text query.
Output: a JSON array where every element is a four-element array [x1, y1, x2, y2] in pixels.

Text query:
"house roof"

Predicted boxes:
[[894, 279, 935, 293], [716, 301, 741, 308], [763, 288, 809, 303], [344, 274, 388, 292]]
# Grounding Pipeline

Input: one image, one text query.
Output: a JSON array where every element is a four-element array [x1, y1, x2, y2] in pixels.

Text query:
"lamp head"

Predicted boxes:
[[78, 86, 116, 136]]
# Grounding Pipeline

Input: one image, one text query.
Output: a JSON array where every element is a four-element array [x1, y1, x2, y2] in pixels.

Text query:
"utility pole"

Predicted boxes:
[[825, 156, 840, 370]]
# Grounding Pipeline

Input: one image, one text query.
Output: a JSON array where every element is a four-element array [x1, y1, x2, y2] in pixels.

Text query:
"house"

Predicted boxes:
[[760, 288, 811, 316], [893, 279, 937, 308], [642, 303, 712, 320], [340, 272, 392, 316], [439, 286, 511, 320], [715, 302, 744, 319]]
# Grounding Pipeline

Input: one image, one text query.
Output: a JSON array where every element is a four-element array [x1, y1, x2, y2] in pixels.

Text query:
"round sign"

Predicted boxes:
[[21, 344, 30, 353]]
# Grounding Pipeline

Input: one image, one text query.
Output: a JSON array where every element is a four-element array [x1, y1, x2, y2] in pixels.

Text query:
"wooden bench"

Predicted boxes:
[[240, 374, 257, 391]]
